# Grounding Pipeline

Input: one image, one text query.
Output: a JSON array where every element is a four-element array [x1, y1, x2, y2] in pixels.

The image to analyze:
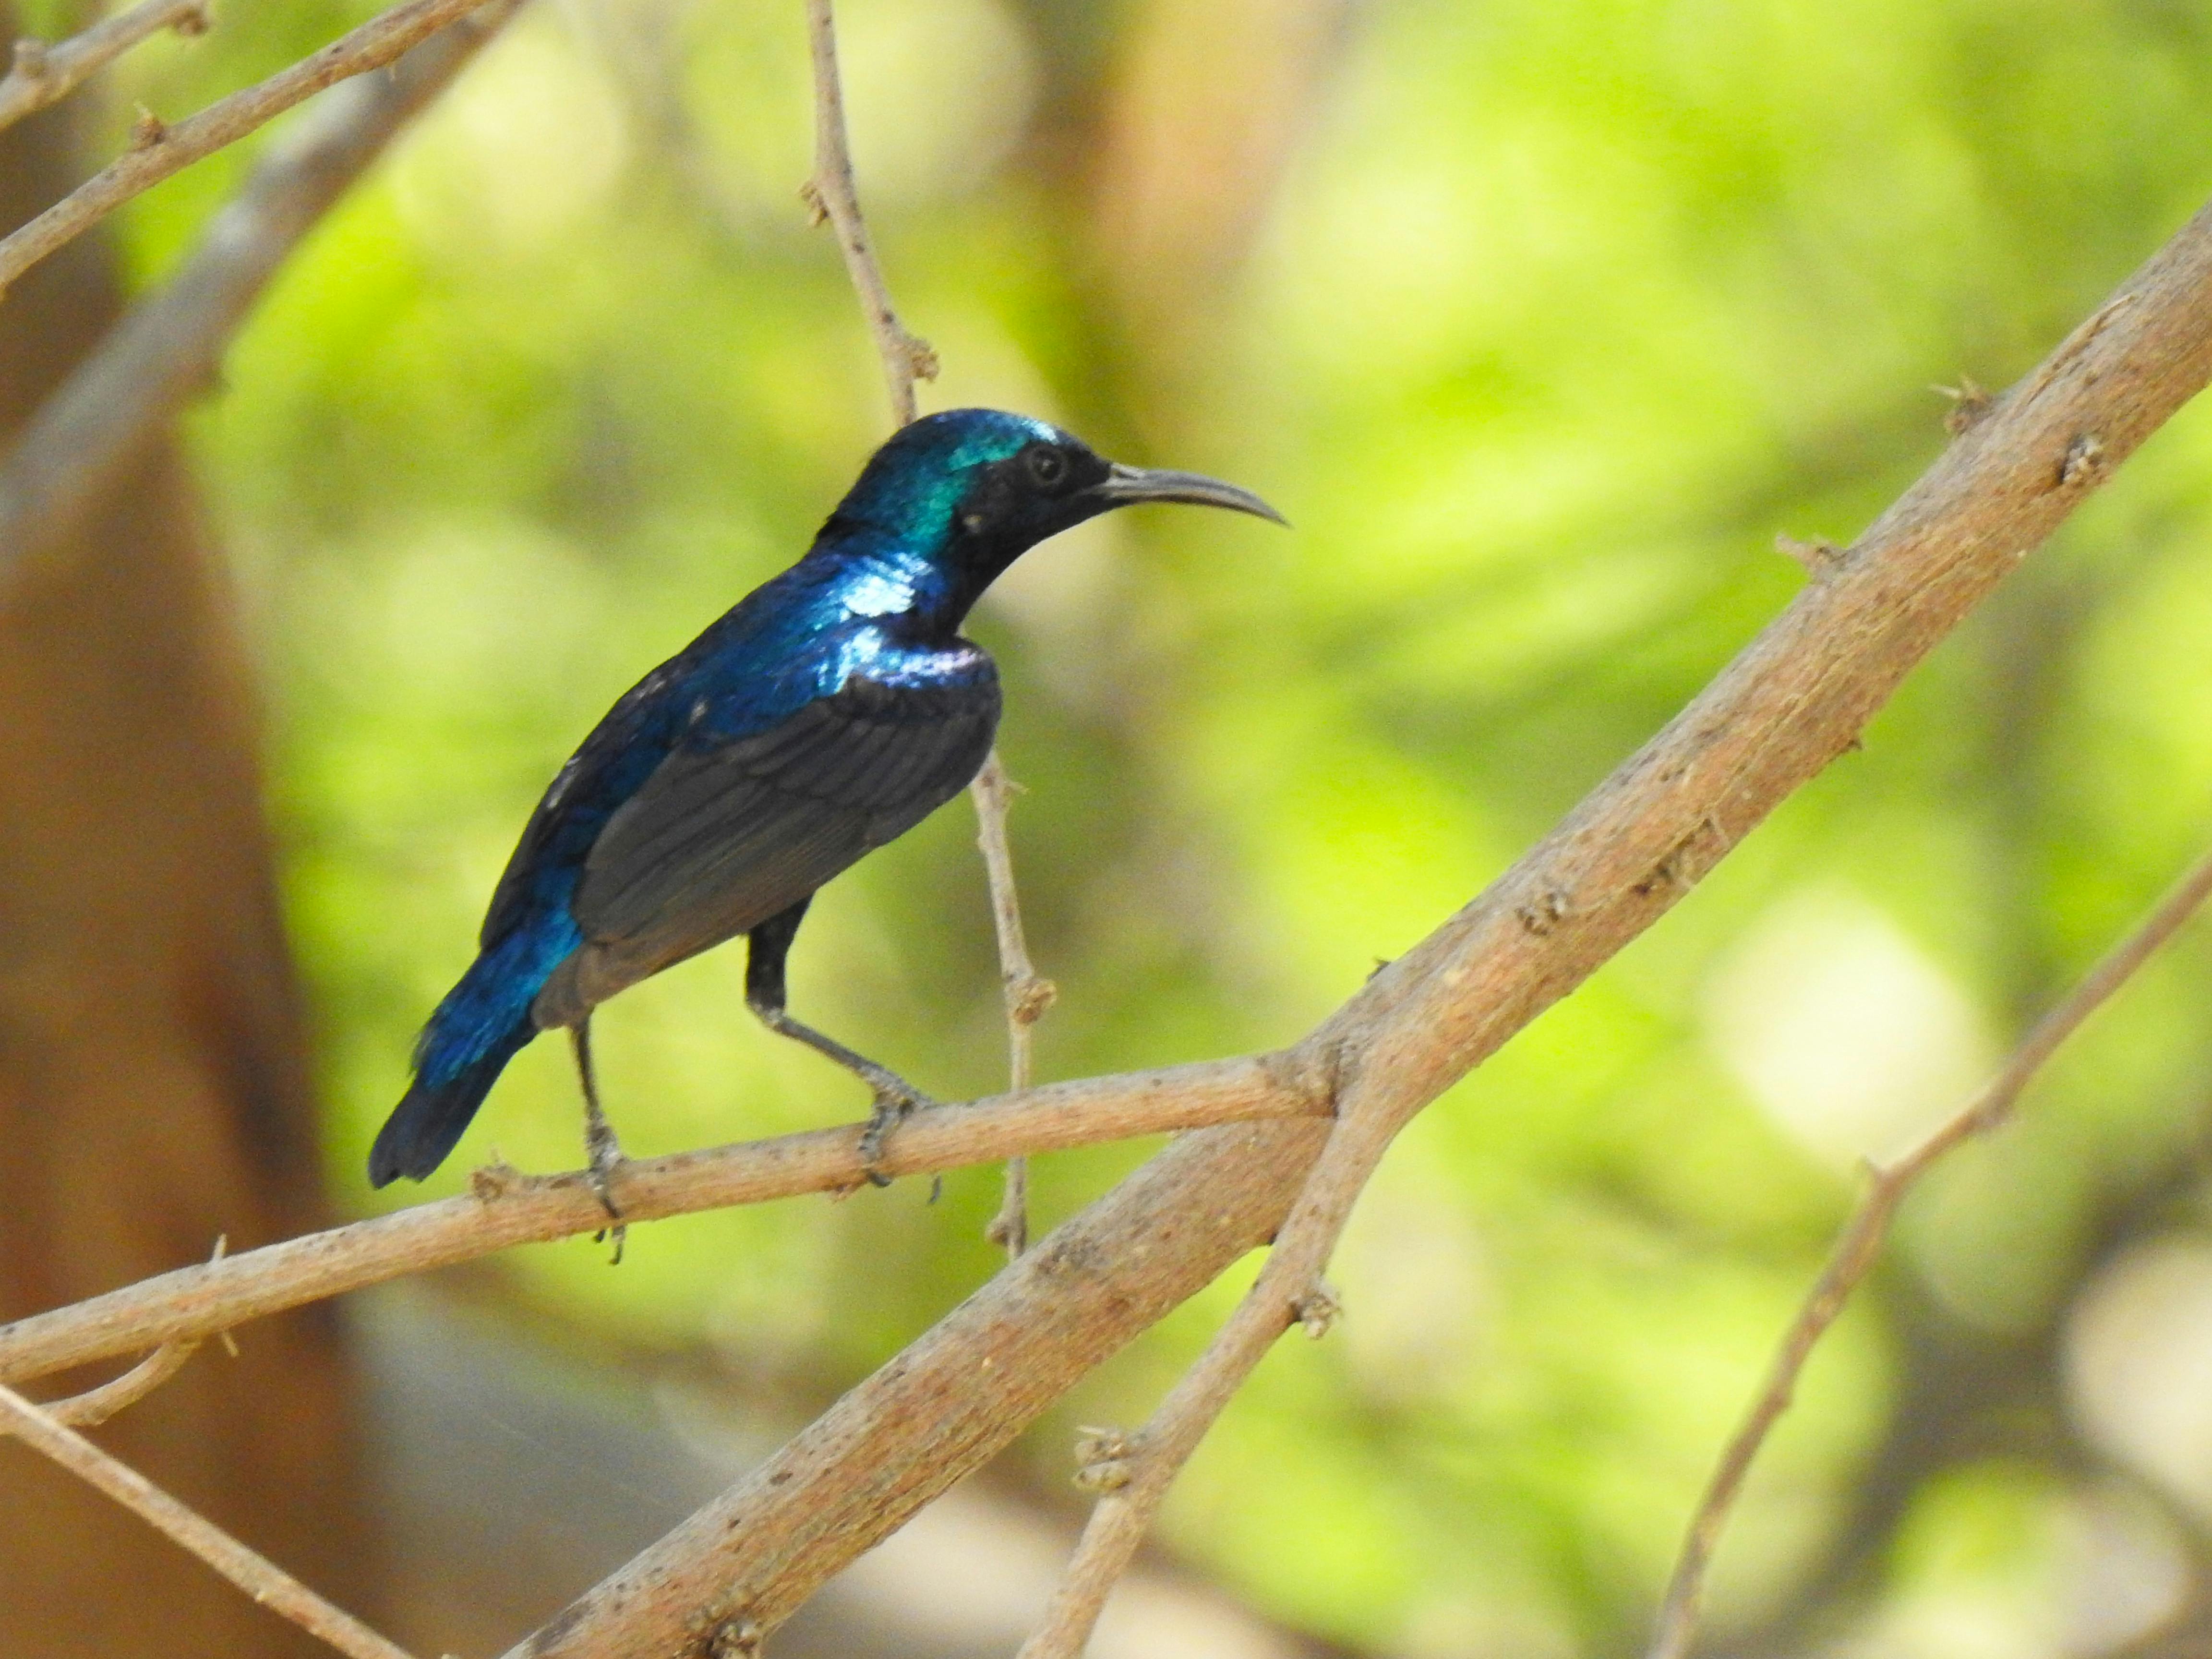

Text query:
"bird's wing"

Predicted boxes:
[[481, 661, 685, 950], [561, 669, 1000, 998]]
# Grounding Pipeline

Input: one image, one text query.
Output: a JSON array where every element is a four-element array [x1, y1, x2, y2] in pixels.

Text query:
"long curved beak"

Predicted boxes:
[[1090, 462, 1288, 526]]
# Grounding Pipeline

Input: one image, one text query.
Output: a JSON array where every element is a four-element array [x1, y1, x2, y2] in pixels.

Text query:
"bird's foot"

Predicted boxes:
[[584, 1115, 628, 1263], [856, 1071, 938, 1187]]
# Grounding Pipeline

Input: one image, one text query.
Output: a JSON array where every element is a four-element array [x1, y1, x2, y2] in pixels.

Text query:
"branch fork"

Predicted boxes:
[[0, 0, 519, 301], [0, 0, 214, 139], [1071, 1425, 1138, 1493], [505, 179, 2212, 1644], [12, 188, 2212, 1645], [11, 2, 2212, 1656]]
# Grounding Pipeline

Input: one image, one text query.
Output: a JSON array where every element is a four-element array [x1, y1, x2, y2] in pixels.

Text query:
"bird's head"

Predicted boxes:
[[824, 408, 1284, 621]]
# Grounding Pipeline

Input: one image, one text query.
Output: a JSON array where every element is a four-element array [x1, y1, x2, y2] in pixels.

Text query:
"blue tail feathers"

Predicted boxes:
[[368, 1018, 535, 1185], [369, 917, 580, 1186]]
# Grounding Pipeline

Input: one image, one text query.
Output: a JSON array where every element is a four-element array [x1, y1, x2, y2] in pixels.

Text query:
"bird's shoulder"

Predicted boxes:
[[475, 587, 792, 949], [520, 569, 830, 820]]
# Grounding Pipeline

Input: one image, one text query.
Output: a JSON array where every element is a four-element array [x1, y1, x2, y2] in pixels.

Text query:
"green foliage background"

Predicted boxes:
[[75, 0, 2212, 1650]]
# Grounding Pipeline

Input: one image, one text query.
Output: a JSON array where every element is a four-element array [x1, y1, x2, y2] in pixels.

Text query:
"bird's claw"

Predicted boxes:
[[856, 1075, 937, 1187], [584, 1118, 628, 1263]]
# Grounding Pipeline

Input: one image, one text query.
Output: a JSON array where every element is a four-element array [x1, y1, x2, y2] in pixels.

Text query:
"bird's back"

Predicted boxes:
[[531, 662, 999, 1025]]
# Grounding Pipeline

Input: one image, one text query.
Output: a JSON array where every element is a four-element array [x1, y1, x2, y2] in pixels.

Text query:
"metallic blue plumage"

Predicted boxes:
[[371, 409, 1280, 1187]]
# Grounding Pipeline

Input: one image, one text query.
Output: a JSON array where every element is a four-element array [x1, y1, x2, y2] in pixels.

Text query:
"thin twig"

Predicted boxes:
[[799, 0, 935, 425], [0, 1057, 1309, 1388], [0, 0, 211, 137], [1018, 1022, 1435, 1655], [0, 1382, 423, 1659], [0, 11, 504, 1656], [506, 192, 2212, 1659], [973, 750, 1056, 1256], [42, 1338, 204, 1427], [0, 0, 504, 301], [0, 0, 521, 588], [1017, 1108, 1366, 1656], [38, 1237, 234, 1427], [796, 0, 1041, 1255], [1646, 841, 2212, 1659]]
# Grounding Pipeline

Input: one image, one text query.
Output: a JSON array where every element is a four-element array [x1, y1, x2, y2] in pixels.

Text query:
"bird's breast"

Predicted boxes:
[[825, 625, 993, 696]]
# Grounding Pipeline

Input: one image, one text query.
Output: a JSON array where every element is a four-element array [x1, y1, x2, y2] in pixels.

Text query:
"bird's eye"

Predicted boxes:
[[1025, 445, 1068, 488]]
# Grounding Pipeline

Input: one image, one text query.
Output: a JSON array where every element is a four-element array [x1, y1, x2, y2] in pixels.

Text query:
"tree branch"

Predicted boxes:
[[0, 1057, 1306, 1388], [10, 42, 2209, 1659], [492, 192, 2212, 1659], [796, 0, 1042, 1257], [0, 0, 210, 138], [799, 0, 935, 425], [0, 0, 521, 589], [0, 0, 507, 301], [1646, 840, 2212, 1659], [973, 750, 1056, 1257], [34, 1237, 236, 1427], [0, 1382, 425, 1659], [505, 1109, 1338, 1659], [1016, 1062, 1382, 1657]]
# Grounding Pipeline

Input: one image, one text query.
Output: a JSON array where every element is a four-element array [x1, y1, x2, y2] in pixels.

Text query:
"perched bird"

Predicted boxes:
[[368, 408, 1282, 1202]]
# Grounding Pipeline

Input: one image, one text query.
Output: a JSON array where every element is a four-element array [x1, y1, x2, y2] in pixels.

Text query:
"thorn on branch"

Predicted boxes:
[[1294, 1279, 1342, 1339], [128, 104, 166, 149], [45, 1337, 203, 1427], [797, 179, 828, 227], [1933, 375, 1992, 434], [1072, 1425, 1137, 1493], [174, 0, 214, 38], [706, 1616, 763, 1658], [2059, 431, 2106, 488], [1775, 533, 1846, 576]]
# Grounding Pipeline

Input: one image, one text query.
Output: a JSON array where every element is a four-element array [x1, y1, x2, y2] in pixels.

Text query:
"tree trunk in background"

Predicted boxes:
[[0, 26, 381, 1656]]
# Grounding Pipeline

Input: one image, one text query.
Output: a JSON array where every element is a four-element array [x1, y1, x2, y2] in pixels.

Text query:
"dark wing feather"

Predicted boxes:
[[481, 660, 684, 949], [539, 670, 1000, 1022]]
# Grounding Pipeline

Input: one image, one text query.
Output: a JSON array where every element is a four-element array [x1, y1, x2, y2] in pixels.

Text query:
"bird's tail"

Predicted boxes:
[[368, 1021, 533, 1186], [369, 926, 566, 1186]]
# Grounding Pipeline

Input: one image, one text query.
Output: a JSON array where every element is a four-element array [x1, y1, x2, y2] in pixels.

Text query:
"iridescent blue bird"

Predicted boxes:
[[368, 409, 1282, 1204]]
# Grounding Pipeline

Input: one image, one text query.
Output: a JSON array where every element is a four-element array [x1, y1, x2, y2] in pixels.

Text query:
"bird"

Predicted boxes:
[[367, 408, 1283, 1209]]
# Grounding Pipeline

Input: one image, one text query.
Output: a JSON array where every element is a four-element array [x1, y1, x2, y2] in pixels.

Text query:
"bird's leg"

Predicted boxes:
[[569, 1019, 627, 1260], [746, 898, 936, 1186]]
